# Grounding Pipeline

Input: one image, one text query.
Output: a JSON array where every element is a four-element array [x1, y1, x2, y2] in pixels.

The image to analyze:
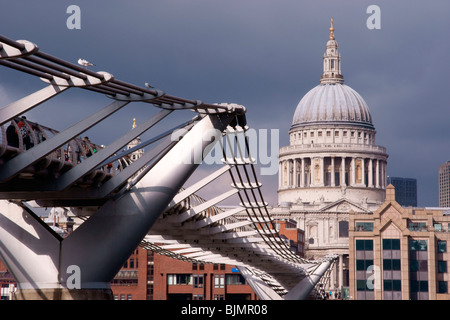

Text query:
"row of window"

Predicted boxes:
[[291, 129, 373, 140], [356, 239, 448, 253], [355, 239, 450, 296], [167, 274, 246, 287], [356, 280, 449, 294], [113, 294, 133, 300], [355, 222, 450, 233]]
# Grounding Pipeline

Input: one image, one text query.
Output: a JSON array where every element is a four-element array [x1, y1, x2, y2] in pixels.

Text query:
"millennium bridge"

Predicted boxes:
[[0, 34, 336, 300]]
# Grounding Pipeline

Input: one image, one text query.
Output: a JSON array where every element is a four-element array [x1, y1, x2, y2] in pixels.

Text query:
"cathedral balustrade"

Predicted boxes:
[[279, 143, 387, 156]]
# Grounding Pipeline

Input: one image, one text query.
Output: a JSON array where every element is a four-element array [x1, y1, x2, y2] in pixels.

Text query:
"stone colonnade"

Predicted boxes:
[[279, 156, 386, 189]]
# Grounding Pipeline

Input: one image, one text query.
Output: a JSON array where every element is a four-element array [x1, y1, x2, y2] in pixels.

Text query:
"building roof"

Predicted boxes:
[[291, 20, 374, 130], [291, 83, 373, 129]]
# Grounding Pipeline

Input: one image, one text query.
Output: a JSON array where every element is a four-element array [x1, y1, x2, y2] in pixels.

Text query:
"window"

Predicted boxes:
[[193, 275, 204, 288], [409, 239, 427, 251], [383, 239, 400, 250], [214, 275, 225, 288], [356, 222, 373, 232], [383, 259, 401, 270], [167, 274, 192, 285], [226, 274, 246, 285], [438, 261, 447, 273], [356, 239, 373, 251], [408, 222, 427, 232], [356, 259, 373, 271], [438, 281, 448, 294], [410, 280, 428, 293], [384, 280, 401, 292], [437, 240, 447, 253], [356, 280, 373, 292]]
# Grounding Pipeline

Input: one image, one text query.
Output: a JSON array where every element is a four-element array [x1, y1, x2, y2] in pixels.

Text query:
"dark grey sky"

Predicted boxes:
[[1, 0, 449, 206]]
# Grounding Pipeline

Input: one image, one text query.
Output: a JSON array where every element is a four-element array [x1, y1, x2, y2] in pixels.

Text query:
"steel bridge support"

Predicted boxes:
[[0, 113, 235, 300]]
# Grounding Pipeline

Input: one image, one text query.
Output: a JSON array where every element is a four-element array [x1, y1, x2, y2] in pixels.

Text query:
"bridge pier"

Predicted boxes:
[[0, 113, 235, 299]]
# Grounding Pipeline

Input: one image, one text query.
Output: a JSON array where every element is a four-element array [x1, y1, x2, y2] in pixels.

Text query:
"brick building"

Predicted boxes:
[[111, 218, 305, 300], [0, 261, 16, 300]]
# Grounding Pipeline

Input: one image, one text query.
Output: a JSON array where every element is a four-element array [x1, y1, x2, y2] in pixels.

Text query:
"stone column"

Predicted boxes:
[[340, 157, 346, 187], [361, 158, 365, 186], [288, 160, 292, 188], [301, 158, 305, 187], [339, 254, 344, 289], [351, 158, 356, 186], [368, 158, 373, 187], [293, 158, 298, 188], [320, 157, 325, 186], [279, 161, 282, 189], [375, 159, 380, 188]]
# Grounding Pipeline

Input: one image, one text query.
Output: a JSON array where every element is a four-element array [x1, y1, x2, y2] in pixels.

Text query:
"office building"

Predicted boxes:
[[387, 176, 417, 207], [349, 185, 450, 300], [439, 161, 450, 207]]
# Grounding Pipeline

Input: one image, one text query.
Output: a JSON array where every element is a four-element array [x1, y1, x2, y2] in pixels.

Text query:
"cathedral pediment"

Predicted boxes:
[[318, 198, 371, 213]]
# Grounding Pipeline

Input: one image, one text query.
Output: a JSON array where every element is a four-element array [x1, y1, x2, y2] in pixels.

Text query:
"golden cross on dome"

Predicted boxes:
[[329, 18, 335, 40]]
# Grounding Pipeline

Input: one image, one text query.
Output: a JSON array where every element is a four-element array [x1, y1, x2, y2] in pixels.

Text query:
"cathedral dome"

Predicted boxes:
[[291, 83, 374, 129], [291, 18, 374, 130]]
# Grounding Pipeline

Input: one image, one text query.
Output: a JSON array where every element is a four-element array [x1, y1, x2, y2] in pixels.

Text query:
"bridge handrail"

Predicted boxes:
[[0, 34, 246, 116]]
